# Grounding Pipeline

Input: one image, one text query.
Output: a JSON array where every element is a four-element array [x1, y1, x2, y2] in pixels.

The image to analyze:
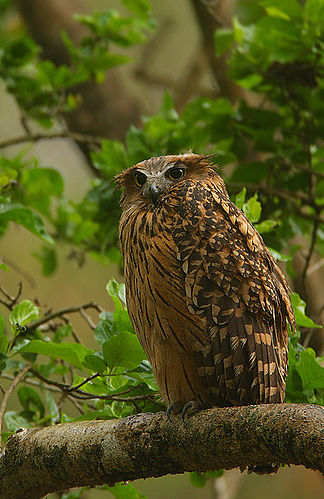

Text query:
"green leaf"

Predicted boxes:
[[105, 482, 146, 499], [53, 324, 73, 343], [297, 348, 324, 390], [255, 219, 278, 234], [285, 355, 305, 402], [18, 340, 93, 367], [0, 352, 7, 371], [33, 246, 57, 276], [0, 203, 53, 243], [305, 0, 324, 26], [205, 470, 224, 479], [214, 28, 235, 56], [18, 386, 45, 418], [190, 472, 207, 488], [9, 300, 39, 330], [235, 187, 246, 209], [261, 0, 303, 20], [290, 293, 322, 328], [95, 318, 115, 345], [243, 194, 262, 223], [91, 140, 128, 178], [21, 167, 64, 205], [83, 354, 107, 373], [264, 6, 290, 21], [106, 279, 127, 311], [0, 327, 8, 355], [268, 248, 291, 262], [158, 91, 179, 121], [3, 411, 31, 432], [45, 391, 60, 423], [113, 309, 134, 334], [102, 332, 146, 370], [121, 0, 151, 20]]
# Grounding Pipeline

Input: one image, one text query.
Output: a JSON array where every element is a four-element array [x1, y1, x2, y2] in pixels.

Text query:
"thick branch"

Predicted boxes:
[[0, 404, 323, 499]]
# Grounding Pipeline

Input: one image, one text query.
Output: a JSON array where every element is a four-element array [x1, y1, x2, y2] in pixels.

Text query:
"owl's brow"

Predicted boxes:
[[132, 168, 147, 175], [173, 160, 186, 167]]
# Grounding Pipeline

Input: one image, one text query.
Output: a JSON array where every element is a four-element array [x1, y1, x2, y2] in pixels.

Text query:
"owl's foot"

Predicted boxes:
[[166, 401, 183, 422], [181, 400, 200, 422]]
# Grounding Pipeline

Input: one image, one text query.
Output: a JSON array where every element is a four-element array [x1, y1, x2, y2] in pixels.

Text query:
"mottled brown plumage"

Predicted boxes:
[[117, 154, 295, 412]]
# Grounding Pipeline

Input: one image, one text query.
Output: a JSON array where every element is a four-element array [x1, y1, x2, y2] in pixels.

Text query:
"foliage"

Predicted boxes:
[[1, 278, 160, 435], [0, 0, 324, 497]]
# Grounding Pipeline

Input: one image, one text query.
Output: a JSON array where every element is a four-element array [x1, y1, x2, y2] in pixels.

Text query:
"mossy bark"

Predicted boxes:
[[0, 403, 323, 499]]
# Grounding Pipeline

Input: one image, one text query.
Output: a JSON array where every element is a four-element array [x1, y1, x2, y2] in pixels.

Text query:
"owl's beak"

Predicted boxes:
[[149, 182, 162, 206]]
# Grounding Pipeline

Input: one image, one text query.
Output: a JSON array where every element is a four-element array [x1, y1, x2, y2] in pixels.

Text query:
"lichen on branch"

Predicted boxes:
[[0, 403, 323, 499]]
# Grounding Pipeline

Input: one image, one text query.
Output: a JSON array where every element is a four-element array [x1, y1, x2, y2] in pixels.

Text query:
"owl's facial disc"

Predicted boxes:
[[133, 165, 186, 206]]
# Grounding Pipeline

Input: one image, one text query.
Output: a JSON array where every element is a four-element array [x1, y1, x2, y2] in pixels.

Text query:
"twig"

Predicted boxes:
[[0, 282, 23, 311], [28, 302, 102, 331], [0, 299, 12, 310], [0, 131, 104, 149], [71, 373, 101, 391], [1, 373, 62, 395], [79, 308, 96, 330], [30, 369, 155, 403], [0, 285, 14, 302], [67, 393, 154, 402], [0, 365, 30, 449], [64, 317, 82, 344], [67, 396, 86, 415]]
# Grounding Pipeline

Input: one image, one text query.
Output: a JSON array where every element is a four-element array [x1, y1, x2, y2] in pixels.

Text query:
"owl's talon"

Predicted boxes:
[[166, 404, 174, 422], [166, 401, 183, 421], [181, 400, 200, 422]]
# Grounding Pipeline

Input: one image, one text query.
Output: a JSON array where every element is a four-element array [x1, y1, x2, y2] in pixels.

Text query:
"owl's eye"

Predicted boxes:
[[167, 167, 185, 180], [134, 172, 147, 188]]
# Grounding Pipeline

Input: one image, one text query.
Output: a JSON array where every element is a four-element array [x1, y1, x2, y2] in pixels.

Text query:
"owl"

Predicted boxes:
[[117, 154, 295, 418]]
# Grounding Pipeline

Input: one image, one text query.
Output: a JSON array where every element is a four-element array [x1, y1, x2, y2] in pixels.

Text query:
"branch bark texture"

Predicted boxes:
[[0, 404, 323, 499]]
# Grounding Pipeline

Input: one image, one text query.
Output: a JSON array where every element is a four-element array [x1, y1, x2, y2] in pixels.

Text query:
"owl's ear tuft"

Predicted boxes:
[[205, 153, 218, 166], [114, 171, 124, 188], [180, 153, 219, 172]]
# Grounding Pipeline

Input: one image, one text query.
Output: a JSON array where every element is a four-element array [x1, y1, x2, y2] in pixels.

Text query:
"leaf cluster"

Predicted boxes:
[[0, 278, 160, 442]]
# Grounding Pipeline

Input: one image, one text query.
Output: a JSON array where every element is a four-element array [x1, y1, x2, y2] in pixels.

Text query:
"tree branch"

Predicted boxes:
[[28, 302, 102, 331], [0, 365, 30, 450], [0, 404, 323, 499], [0, 131, 104, 150]]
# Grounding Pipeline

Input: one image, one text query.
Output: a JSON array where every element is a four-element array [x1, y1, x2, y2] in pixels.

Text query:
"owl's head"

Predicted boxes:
[[116, 153, 221, 208]]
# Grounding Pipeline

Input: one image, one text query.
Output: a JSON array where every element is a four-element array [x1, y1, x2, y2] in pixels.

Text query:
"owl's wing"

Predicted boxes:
[[173, 179, 294, 405]]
